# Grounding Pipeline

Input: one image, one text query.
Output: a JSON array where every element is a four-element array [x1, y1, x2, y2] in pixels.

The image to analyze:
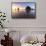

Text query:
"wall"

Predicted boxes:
[[0, 0, 46, 28], [0, 0, 46, 46]]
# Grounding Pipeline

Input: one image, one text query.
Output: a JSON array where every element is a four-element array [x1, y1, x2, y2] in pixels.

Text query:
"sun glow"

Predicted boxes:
[[12, 6, 17, 12], [12, 5, 25, 13]]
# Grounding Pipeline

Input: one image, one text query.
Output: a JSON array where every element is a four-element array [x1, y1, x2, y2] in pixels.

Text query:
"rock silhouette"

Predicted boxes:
[[25, 6, 31, 13], [17, 8, 19, 12]]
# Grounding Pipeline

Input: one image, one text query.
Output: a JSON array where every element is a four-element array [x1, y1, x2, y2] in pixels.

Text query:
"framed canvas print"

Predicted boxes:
[[11, 2, 36, 19]]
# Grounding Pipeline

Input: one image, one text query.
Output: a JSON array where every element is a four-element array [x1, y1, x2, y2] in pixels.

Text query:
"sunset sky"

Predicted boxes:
[[12, 2, 35, 12]]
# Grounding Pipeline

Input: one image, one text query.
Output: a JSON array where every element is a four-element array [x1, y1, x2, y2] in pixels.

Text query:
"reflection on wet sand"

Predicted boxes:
[[12, 7, 35, 18]]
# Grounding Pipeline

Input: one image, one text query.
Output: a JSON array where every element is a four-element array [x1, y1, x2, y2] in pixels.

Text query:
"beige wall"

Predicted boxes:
[[0, 0, 46, 28], [0, 0, 46, 46]]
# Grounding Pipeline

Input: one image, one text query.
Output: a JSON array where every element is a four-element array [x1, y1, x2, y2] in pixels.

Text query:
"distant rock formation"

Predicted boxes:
[[25, 6, 31, 13], [17, 8, 19, 12]]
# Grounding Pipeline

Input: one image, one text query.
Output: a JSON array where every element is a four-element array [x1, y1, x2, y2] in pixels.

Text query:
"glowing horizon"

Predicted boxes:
[[12, 5, 25, 13]]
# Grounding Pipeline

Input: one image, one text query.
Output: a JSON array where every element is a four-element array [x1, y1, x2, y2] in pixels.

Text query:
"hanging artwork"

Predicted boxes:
[[11, 2, 36, 19]]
